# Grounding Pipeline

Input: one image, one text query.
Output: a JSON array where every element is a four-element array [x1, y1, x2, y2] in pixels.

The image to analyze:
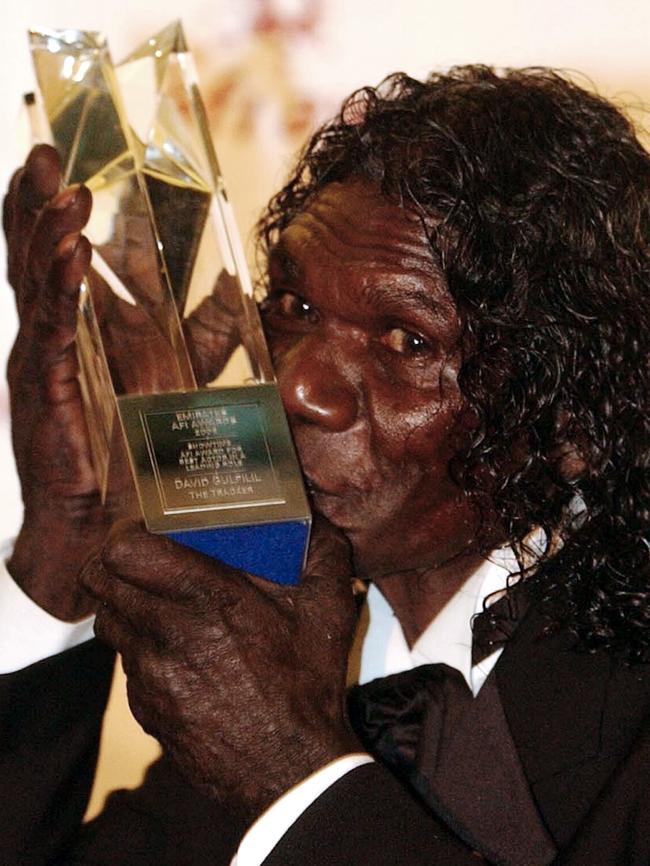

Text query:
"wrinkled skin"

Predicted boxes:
[[262, 179, 477, 578], [5, 155, 479, 818], [263, 179, 487, 639], [4, 145, 102, 619], [82, 518, 359, 820]]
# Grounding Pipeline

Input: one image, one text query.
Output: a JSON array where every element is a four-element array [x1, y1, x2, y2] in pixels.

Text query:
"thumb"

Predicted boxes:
[[303, 516, 355, 584], [295, 517, 359, 638]]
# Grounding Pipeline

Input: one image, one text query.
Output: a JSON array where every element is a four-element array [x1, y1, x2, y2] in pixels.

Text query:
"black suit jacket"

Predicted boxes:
[[1, 603, 649, 865]]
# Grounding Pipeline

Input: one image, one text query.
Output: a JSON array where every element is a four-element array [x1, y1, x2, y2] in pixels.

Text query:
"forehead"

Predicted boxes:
[[270, 178, 459, 336], [273, 180, 434, 272]]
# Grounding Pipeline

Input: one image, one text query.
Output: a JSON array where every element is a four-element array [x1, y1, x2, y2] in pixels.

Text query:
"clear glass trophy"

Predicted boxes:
[[28, 22, 310, 583]]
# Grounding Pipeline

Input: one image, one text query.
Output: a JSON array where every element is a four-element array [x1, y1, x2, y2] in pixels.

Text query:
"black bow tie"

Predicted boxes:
[[349, 590, 525, 774], [348, 591, 557, 866], [349, 662, 471, 781]]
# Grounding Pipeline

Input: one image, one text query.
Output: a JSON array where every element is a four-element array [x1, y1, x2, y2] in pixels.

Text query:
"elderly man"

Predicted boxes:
[[1, 66, 649, 865]]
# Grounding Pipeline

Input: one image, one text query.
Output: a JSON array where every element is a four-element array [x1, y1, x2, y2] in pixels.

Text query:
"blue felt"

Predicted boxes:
[[166, 520, 310, 584]]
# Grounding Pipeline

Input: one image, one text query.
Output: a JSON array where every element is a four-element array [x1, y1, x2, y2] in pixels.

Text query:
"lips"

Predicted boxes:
[[293, 429, 375, 514], [303, 476, 322, 497], [303, 473, 344, 498], [301, 472, 365, 531]]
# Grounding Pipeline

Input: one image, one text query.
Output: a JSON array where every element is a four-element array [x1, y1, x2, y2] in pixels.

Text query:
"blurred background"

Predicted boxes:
[[1, 0, 649, 818]]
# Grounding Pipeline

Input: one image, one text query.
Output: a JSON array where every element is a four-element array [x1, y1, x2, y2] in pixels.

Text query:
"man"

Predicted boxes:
[[1, 66, 649, 865]]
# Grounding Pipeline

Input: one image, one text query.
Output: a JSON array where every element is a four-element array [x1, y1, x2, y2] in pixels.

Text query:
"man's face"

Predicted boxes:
[[262, 179, 478, 576]]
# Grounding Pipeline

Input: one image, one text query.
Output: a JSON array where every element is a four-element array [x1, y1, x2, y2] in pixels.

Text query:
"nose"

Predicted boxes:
[[276, 338, 358, 432]]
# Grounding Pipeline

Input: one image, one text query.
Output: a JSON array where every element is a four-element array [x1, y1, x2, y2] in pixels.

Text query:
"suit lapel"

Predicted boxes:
[[496, 605, 608, 783], [496, 603, 650, 848]]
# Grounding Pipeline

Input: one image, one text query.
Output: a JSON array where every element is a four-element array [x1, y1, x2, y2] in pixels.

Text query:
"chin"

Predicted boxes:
[[348, 526, 475, 579], [347, 536, 408, 579]]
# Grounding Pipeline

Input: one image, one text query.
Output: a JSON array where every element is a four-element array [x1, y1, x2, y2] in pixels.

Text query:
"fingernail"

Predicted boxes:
[[57, 233, 81, 259], [53, 185, 81, 210]]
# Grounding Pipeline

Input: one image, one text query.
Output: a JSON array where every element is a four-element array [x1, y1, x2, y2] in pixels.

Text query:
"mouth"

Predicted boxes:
[[302, 473, 366, 532], [304, 475, 333, 497], [302, 470, 355, 502]]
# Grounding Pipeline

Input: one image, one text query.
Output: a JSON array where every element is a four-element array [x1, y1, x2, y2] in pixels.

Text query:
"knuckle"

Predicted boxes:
[[75, 234, 92, 266], [6, 345, 22, 383], [101, 531, 136, 572], [93, 606, 119, 648], [78, 557, 100, 592], [173, 568, 203, 601]]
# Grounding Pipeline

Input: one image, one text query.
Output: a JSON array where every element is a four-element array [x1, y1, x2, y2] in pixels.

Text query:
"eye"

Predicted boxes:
[[381, 327, 433, 356], [261, 291, 319, 323]]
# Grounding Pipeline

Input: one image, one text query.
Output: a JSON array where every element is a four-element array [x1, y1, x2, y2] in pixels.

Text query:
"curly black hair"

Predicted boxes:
[[257, 66, 650, 661]]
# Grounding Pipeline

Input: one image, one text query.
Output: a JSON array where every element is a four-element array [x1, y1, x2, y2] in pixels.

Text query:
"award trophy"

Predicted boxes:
[[28, 22, 310, 583]]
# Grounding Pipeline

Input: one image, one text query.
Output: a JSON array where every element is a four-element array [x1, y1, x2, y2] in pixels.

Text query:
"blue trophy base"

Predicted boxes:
[[166, 519, 310, 584]]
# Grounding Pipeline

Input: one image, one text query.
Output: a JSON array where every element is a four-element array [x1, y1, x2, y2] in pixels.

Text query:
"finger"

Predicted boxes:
[[294, 516, 356, 603], [94, 598, 144, 658], [8, 297, 87, 455], [81, 542, 146, 597], [26, 185, 92, 290], [12, 145, 63, 248], [44, 234, 93, 373], [89, 578, 186, 651], [84, 553, 231, 662], [15, 234, 93, 388], [11, 185, 92, 316], [81, 553, 158, 632], [93, 607, 172, 743], [5, 147, 64, 293], [58, 232, 92, 295], [291, 518, 357, 631], [81, 556, 136, 649], [2, 167, 25, 239], [99, 520, 248, 604], [9, 224, 90, 349], [38, 234, 92, 352], [26, 144, 62, 201], [304, 516, 354, 578], [83, 543, 173, 613]]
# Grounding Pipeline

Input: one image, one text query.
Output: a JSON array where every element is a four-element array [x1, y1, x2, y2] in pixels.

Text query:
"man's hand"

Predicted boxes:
[[3, 145, 246, 620], [4, 144, 103, 620], [81, 518, 360, 821]]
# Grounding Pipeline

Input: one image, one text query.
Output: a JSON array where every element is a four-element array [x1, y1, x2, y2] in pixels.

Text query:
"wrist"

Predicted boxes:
[[236, 723, 362, 823]]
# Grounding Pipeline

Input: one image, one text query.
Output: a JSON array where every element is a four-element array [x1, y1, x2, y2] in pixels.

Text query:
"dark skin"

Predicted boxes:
[[261, 179, 489, 641], [4, 145, 101, 620], [5, 154, 487, 818], [83, 517, 359, 820]]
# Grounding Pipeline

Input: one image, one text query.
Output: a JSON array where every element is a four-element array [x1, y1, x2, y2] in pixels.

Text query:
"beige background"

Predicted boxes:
[[0, 0, 649, 820]]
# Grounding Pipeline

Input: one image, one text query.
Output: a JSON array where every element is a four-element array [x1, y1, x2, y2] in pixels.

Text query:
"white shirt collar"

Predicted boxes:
[[355, 553, 515, 696]]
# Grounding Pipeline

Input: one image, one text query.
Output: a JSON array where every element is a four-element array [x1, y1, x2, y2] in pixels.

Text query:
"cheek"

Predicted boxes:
[[370, 381, 466, 472]]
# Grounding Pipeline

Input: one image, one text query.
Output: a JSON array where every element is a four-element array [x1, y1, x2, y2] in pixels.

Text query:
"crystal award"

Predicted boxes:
[[28, 22, 310, 583]]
